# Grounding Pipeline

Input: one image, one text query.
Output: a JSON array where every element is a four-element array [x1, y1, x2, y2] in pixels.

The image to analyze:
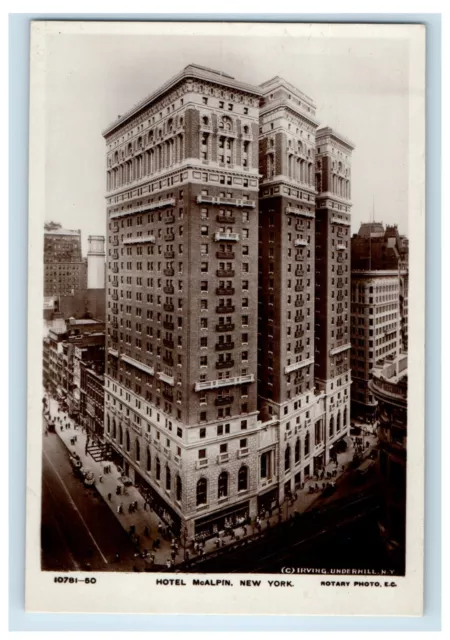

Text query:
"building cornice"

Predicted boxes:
[[103, 64, 262, 137]]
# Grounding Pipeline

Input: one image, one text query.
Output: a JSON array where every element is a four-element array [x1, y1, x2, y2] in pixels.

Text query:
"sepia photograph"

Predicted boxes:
[[26, 20, 425, 616]]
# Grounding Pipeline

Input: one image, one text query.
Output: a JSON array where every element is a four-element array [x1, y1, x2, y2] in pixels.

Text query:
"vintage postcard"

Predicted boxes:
[[26, 20, 425, 615]]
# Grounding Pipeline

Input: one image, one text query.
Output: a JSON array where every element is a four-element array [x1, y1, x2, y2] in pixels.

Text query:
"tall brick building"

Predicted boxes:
[[314, 127, 354, 461], [102, 65, 261, 537], [101, 65, 356, 538], [44, 227, 87, 296], [257, 77, 320, 506]]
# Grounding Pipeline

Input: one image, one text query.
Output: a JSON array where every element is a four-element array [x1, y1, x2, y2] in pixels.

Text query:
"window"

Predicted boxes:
[[199, 427, 206, 439], [285, 444, 291, 471], [201, 225, 208, 236], [200, 280, 208, 292], [156, 457, 161, 481], [218, 471, 228, 498], [240, 438, 247, 448], [125, 430, 130, 452], [176, 475, 182, 502], [295, 438, 300, 463], [146, 447, 151, 472], [238, 466, 248, 491], [196, 477, 207, 505], [135, 439, 140, 462], [241, 419, 247, 430], [165, 465, 171, 491], [220, 443, 228, 454]]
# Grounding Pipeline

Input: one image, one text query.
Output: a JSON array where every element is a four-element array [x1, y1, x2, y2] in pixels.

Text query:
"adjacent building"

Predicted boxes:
[[80, 362, 105, 438], [350, 223, 409, 419], [44, 227, 86, 296], [87, 235, 106, 289], [43, 317, 105, 415]]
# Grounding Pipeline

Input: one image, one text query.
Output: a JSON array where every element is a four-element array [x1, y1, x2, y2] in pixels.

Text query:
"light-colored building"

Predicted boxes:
[[350, 223, 409, 419], [350, 271, 401, 420], [87, 235, 106, 289]]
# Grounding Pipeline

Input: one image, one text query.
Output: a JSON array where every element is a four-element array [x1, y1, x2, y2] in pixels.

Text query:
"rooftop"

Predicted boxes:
[[45, 228, 81, 237], [259, 76, 316, 109], [103, 63, 262, 137], [316, 126, 355, 150]]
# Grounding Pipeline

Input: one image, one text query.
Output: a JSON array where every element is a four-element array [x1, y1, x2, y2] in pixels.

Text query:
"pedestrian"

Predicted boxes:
[[166, 558, 173, 570], [117, 503, 123, 514], [107, 492, 112, 501], [99, 475, 103, 483], [184, 550, 190, 562], [243, 525, 247, 536], [158, 522, 163, 534], [171, 549, 176, 561]]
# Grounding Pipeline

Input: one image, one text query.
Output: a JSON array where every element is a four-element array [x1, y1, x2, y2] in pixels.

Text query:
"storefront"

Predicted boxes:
[[133, 467, 181, 535], [194, 499, 250, 538]]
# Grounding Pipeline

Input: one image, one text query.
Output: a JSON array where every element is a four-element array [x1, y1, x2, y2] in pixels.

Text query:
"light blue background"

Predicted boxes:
[[9, 12, 441, 632]]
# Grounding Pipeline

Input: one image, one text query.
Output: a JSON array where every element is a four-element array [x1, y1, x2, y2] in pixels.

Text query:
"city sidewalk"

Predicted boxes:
[[45, 396, 175, 569], [43, 393, 377, 568]]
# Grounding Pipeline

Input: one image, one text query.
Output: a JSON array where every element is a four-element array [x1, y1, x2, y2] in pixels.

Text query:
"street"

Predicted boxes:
[[41, 423, 150, 572]]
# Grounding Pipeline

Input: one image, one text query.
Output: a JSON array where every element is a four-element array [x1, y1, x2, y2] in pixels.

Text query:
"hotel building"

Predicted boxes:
[[102, 65, 261, 537], [101, 65, 356, 537]]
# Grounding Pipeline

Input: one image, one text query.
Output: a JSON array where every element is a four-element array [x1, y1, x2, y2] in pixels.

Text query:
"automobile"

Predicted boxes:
[[354, 459, 375, 483], [350, 426, 362, 436]]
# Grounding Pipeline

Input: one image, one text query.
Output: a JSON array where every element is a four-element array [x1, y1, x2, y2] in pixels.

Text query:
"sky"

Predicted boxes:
[[43, 25, 411, 254]]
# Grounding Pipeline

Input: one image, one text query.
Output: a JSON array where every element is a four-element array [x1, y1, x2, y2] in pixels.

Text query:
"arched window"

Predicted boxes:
[[238, 466, 248, 492], [329, 415, 334, 437], [285, 444, 291, 472], [304, 432, 310, 456], [176, 475, 182, 502], [156, 457, 161, 481], [127, 142, 132, 156], [146, 447, 151, 472], [221, 116, 232, 131], [114, 151, 119, 164], [218, 471, 229, 498], [119, 425, 123, 445], [202, 116, 209, 126], [243, 125, 249, 135], [196, 478, 207, 506], [337, 411, 341, 432], [166, 465, 171, 491], [106, 414, 110, 433], [295, 438, 300, 464], [343, 407, 348, 427], [112, 418, 116, 439], [125, 430, 130, 452], [135, 439, 140, 462]]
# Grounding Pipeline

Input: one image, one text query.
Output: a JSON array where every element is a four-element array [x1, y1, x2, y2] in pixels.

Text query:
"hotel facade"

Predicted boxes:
[[102, 65, 353, 538]]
